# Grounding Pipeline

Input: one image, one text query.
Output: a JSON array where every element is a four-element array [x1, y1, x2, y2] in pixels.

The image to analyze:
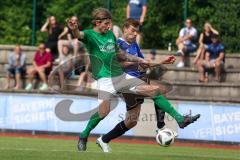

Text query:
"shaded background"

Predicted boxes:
[[0, 0, 240, 52]]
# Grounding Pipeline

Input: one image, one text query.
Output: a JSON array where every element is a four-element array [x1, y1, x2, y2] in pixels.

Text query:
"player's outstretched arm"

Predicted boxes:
[[117, 49, 148, 65], [146, 55, 176, 69], [66, 18, 84, 39]]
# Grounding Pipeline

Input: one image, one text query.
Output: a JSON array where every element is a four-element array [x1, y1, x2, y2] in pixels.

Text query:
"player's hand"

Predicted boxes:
[[161, 55, 176, 64]]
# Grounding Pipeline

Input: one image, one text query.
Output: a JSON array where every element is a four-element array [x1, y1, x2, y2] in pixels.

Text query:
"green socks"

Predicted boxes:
[[80, 96, 183, 139], [80, 112, 103, 138], [153, 95, 184, 123]]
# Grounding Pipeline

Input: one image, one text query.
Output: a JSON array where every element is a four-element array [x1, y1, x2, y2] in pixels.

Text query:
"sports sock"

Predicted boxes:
[[80, 112, 103, 139], [153, 95, 184, 123], [154, 104, 166, 129], [102, 121, 129, 143]]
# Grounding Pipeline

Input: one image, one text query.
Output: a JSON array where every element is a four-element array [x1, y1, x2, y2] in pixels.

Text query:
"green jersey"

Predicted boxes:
[[82, 29, 123, 79]]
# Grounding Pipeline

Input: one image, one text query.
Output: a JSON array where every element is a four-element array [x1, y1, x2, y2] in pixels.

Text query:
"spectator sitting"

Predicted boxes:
[[146, 49, 157, 62], [127, 0, 147, 45], [176, 18, 197, 68], [41, 16, 63, 61], [49, 45, 73, 90], [76, 50, 92, 90], [197, 34, 225, 83], [193, 22, 219, 64], [25, 43, 52, 91], [58, 16, 84, 59], [5, 45, 26, 89]]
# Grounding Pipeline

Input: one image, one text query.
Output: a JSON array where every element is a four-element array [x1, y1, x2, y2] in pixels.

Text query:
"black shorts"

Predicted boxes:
[[8, 67, 26, 77], [122, 76, 147, 111], [45, 41, 58, 59], [35, 68, 51, 79], [122, 93, 144, 111]]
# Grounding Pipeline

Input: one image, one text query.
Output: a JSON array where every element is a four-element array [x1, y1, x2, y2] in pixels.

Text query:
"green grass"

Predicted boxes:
[[0, 137, 239, 160]]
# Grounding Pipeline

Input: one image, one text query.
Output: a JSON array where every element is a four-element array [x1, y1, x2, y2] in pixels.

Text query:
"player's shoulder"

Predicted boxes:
[[117, 38, 129, 50], [106, 30, 115, 37]]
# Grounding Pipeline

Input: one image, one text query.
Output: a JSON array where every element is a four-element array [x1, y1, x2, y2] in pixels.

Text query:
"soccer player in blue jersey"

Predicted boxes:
[[116, 18, 175, 132], [98, 18, 183, 151]]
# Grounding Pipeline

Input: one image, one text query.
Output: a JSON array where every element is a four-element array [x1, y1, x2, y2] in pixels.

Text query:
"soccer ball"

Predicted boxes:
[[156, 128, 175, 147]]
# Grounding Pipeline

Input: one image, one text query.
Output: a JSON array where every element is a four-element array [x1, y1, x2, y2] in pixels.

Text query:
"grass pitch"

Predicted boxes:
[[0, 136, 239, 160]]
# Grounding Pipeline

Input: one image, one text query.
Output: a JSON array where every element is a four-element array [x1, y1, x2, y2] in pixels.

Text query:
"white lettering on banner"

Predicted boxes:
[[11, 98, 55, 114], [13, 111, 55, 124], [215, 124, 240, 136], [193, 128, 213, 138], [213, 112, 240, 124], [193, 123, 240, 138]]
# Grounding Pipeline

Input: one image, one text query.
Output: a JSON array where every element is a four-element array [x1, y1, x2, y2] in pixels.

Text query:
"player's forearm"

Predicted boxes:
[[121, 62, 138, 68], [117, 50, 143, 63]]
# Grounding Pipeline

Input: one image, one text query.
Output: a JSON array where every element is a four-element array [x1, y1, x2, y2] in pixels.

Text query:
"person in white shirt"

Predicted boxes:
[[176, 18, 197, 68]]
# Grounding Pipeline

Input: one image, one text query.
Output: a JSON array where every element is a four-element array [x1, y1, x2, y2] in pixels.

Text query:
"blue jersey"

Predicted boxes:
[[129, 0, 147, 21], [206, 43, 225, 60], [117, 38, 144, 78]]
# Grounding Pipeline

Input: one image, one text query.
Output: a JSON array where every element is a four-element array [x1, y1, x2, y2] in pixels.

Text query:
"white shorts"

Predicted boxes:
[[204, 59, 224, 68], [97, 73, 146, 101]]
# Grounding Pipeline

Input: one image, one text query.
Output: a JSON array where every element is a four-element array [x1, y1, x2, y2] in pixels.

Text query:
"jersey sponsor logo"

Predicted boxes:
[[99, 40, 116, 53]]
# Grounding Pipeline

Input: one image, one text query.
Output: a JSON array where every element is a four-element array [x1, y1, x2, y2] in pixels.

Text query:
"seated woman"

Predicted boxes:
[[6, 45, 26, 89], [49, 45, 73, 90], [193, 22, 219, 64], [76, 50, 92, 90], [58, 16, 84, 59]]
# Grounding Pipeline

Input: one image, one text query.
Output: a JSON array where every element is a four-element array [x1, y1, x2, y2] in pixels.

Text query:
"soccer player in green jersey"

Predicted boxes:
[[67, 8, 200, 152]]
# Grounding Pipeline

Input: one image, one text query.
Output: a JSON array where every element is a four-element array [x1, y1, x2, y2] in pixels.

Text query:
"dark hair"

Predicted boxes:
[[211, 34, 219, 39], [123, 18, 140, 29], [92, 8, 112, 25], [150, 49, 156, 55]]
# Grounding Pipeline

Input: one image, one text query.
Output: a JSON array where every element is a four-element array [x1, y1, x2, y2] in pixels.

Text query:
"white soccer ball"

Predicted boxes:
[[156, 128, 175, 147]]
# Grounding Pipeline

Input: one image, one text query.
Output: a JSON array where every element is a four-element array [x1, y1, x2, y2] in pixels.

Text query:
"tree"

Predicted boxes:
[[0, 0, 240, 53]]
